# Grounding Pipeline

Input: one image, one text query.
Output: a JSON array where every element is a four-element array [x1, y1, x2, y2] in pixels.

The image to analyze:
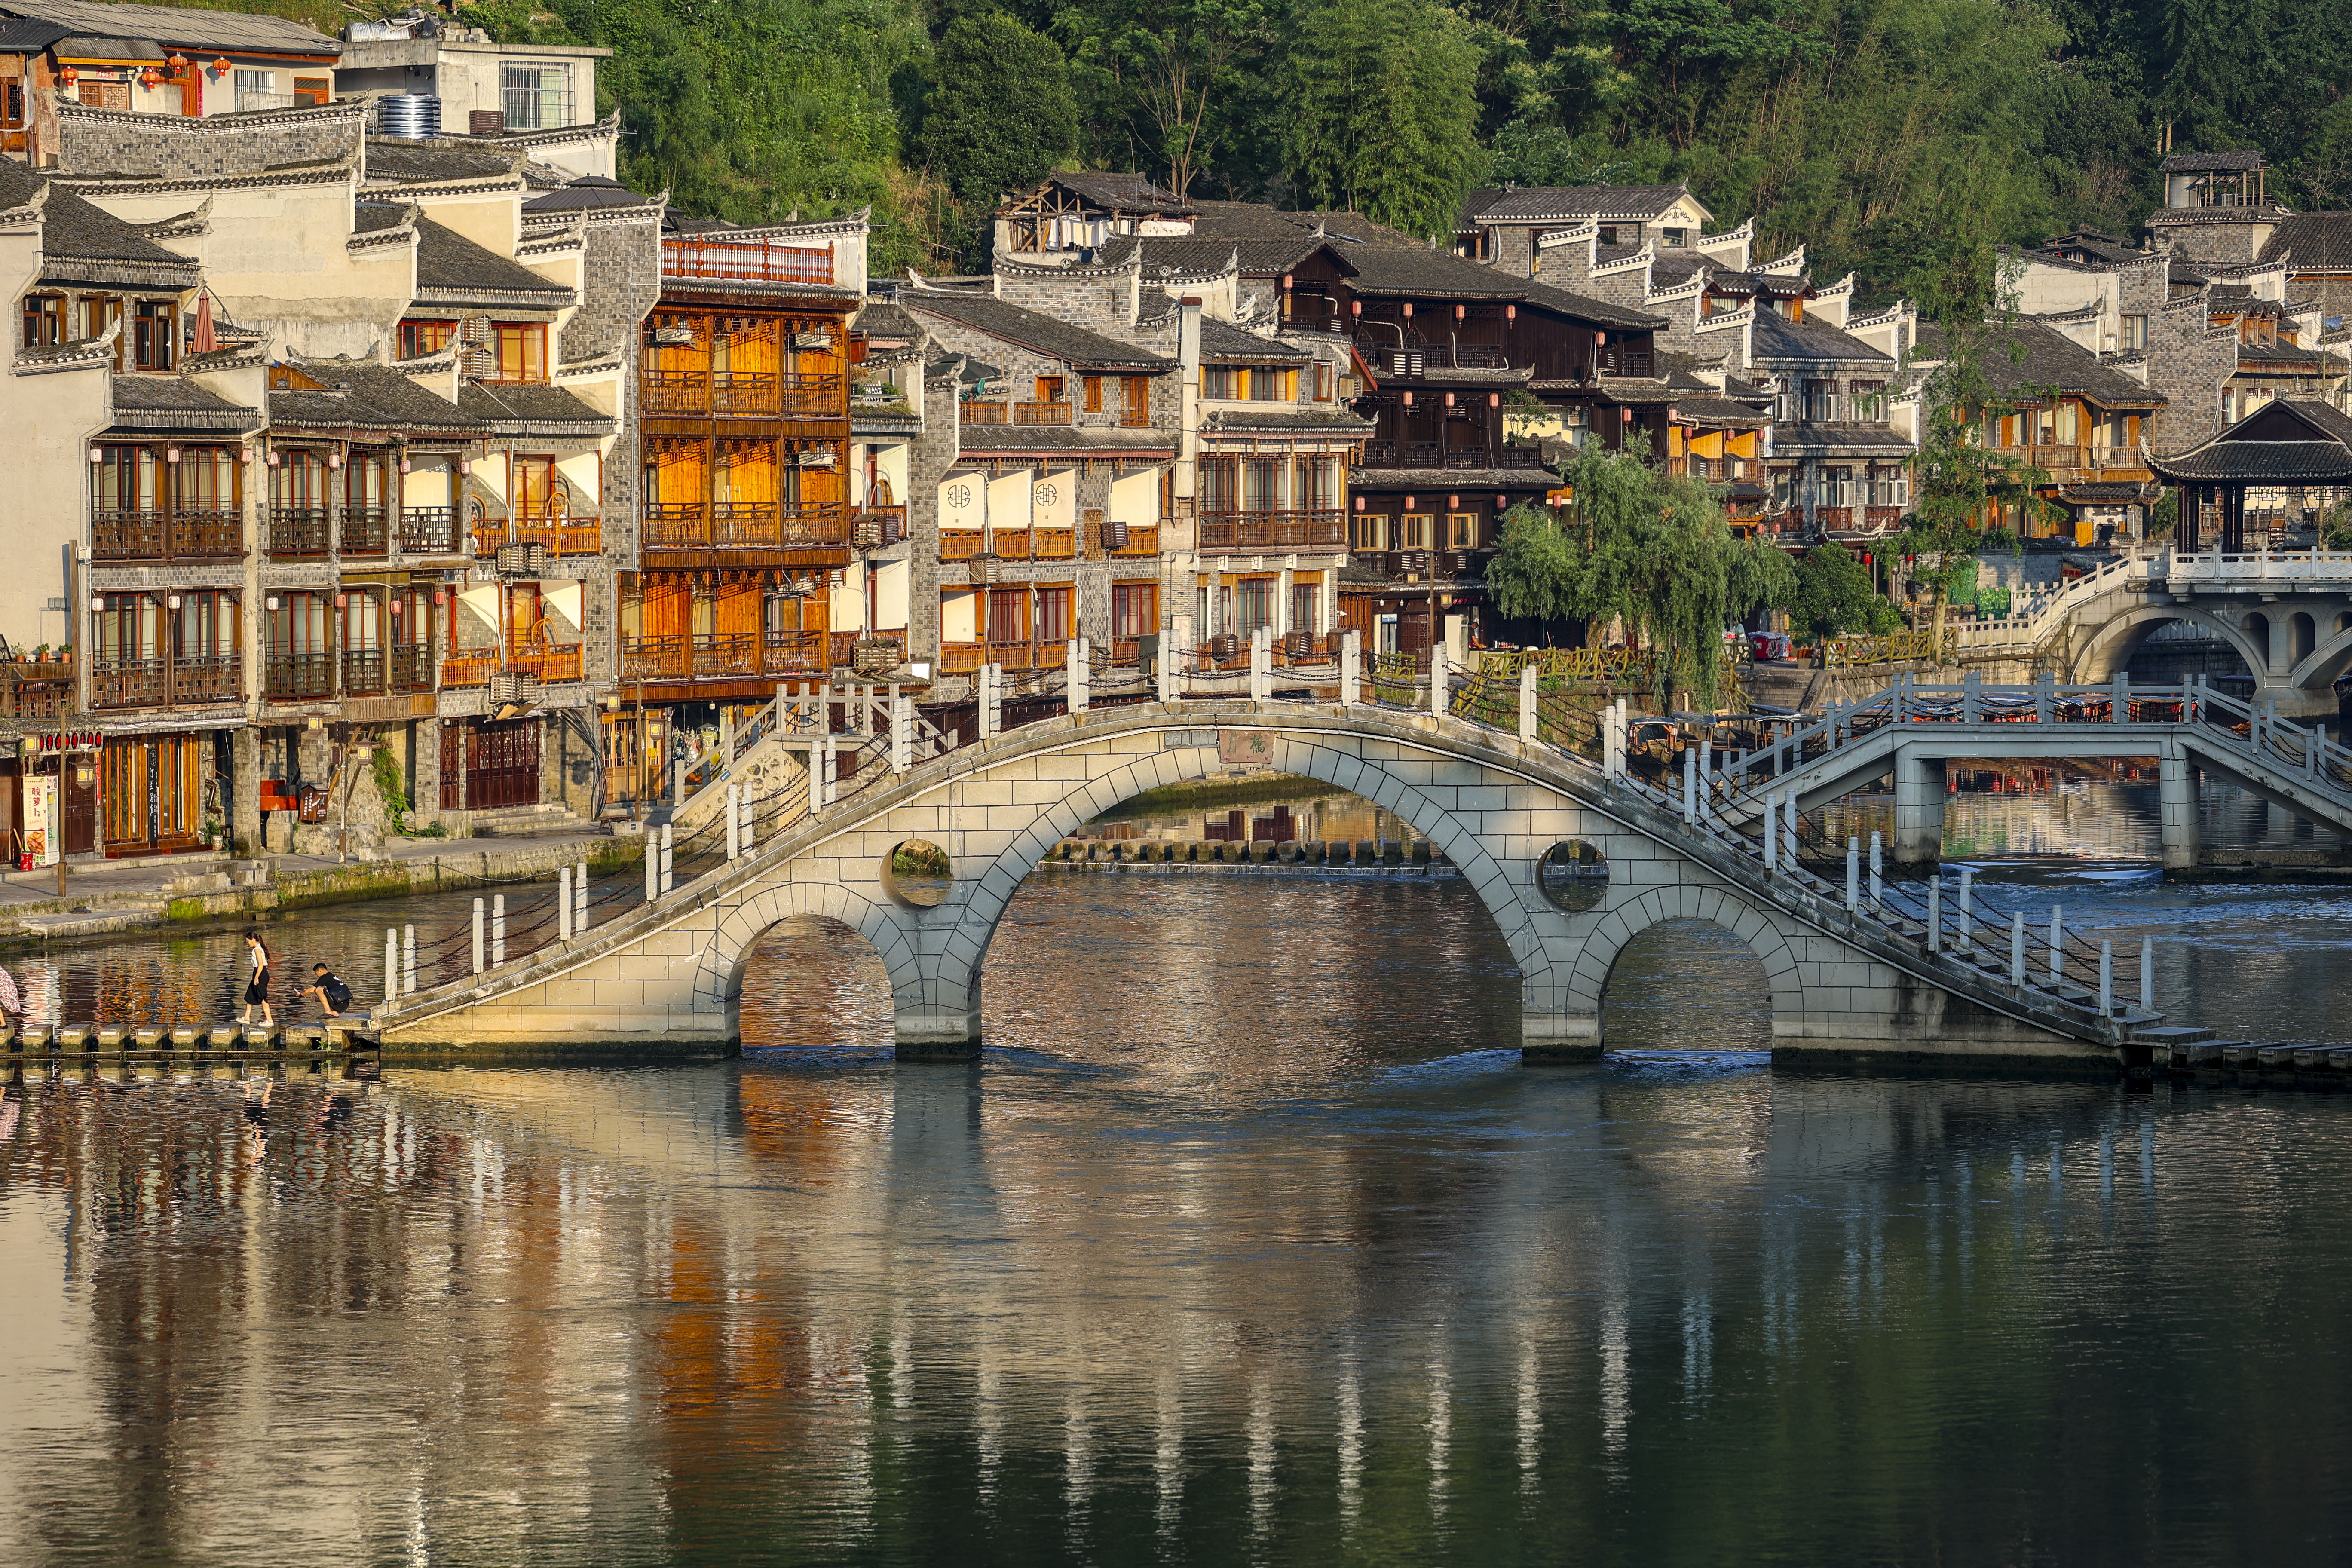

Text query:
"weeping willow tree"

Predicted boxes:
[[1487, 450, 1795, 706]]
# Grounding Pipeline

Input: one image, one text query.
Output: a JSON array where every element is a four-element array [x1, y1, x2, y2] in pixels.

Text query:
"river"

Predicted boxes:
[[0, 782, 2348, 1564]]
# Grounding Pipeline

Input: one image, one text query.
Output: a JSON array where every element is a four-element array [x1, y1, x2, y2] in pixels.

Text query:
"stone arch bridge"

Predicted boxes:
[[375, 701, 2145, 1072]]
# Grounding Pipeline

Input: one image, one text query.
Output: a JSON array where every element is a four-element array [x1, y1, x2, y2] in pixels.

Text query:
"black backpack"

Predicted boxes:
[[323, 974, 353, 1010]]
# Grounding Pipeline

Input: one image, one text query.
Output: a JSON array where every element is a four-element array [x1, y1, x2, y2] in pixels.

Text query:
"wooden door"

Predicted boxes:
[[63, 760, 96, 855], [465, 720, 541, 811]]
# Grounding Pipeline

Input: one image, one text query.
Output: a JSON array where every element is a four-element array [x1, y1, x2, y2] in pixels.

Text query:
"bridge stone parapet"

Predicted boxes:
[[376, 701, 2131, 1072]]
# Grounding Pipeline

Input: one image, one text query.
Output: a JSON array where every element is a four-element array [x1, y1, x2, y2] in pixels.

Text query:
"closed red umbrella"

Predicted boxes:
[[192, 289, 217, 355]]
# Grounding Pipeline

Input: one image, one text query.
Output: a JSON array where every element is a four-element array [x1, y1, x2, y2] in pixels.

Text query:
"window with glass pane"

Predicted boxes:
[[1201, 367, 1240, 399], [495, 324, 546, 381], [272, 593, 331, 654], [343, 592, 383, 651], [500, 63, 570, 129], [1446, 512, 1479, 548], [1122, 376, 1150, 426], [177, 447, 237, 512], [512, 456, 556, 518], [1289, 583, 1318, 633], [985, 588, 1029, 643], [1243, 459, 1282, 511], [1250, 368, 1292, 401], [1199, 459, 1235, 513], [21, 293, 61, 348], [1350, 514, 1388, 551], [97, 446, 159, 514], [345, 452, 388, 511], [132, 300, 174, 370], [179, 592, 237, 658], [272, 452, 325, 508], [1034, 586, 1072, 644], [1084, 377, 1103, 412], [95, 594, 160, 662], [1112, 582, 1157, 637], [399, 320, 455, 359], [1399, 514, 1430, 549], [1235, 578, 1275, 633]]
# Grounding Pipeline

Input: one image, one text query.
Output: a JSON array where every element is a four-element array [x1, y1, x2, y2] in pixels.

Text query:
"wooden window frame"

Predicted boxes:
[[1111, 580, 1158, 639], [492, 322, 548, 383], [1084, 375, 1104, 412], [400, 320, 457, 360]]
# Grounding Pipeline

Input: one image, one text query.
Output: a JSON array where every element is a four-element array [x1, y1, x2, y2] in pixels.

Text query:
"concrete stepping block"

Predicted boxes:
[[208, 1026, 239, 1047], [2218, 1042, 2265, 1066], [132, 1028, 164, 1048], [18, 1026, 46, 1049], [2258, 1044, 2304, 1068], [55, 1025, 89, 1049], [170, 1028, 199, 1047], [95, 1026, 128, 1048]]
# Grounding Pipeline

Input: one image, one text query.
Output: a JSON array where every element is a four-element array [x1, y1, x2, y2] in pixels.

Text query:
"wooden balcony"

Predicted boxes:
[[342, 506, 389, 557], [263, 651, 333, 700], [90, 652, 243, 709], [92, 508, 243, 562], [641, 503, 848, 551], [392, 644, 432, 692], [0, 661, 72, 719], [341, 648, 386, 695], [512, 645, 583, 684], [940, 530, 986, 560], [643, 371, 709, 415], [267, 508, 328, 558], [398, 507, 460, 555], [775, 374, 844, 418], [660, 237, 834, 286], [473, 514, 602, 556], [962, 401, 1009, 426], [1109, 523, 1159, 556], [618, 631, 827, 683], [1034, 527, 1076, 559], [1197, 510, 1347, 550], [441, 652, 498, 688], [1014, 401, 1072, 426]]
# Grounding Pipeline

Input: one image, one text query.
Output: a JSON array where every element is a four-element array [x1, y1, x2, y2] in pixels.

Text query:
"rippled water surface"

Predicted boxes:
[[3, 798, 2352, 1564]]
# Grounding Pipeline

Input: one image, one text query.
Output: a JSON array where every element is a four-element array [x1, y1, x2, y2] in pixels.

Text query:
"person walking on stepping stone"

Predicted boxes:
[[238, 930, 275, 1027]]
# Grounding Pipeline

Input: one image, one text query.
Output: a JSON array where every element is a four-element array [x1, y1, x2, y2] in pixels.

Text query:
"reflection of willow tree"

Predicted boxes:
[[1486, 450, 1794, 705]]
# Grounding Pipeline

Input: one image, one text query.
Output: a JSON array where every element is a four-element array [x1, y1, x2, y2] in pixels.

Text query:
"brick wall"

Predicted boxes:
[[2144, 288, 2238, 453], [992, 261, 1139, 337], [560, 212, 661, 366]]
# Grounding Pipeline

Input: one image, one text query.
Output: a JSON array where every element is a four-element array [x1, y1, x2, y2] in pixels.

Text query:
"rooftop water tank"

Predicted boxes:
[[377, 93, 441, 139]]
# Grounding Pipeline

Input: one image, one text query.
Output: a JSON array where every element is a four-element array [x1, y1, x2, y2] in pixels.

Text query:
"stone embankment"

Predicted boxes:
[[0, 828, 645, 949]]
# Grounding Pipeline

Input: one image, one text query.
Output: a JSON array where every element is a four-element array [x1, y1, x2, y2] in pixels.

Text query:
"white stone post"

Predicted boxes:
[[1763, 792, 1779, 871], [2141, 936, 2155, 1011], [1157, 640, 1179, 705], [2113, 671, 2129, 724], [659, 823, 673, 896], [1341, 630, 1361, 707], [2010, 910, 2026, 988], [725, 784, 740, 862], [1868, 830, 1883, 906], [492, 893, 505, 967], [1518, 663, 1538, 742], [2100, 940, 2114, 1017], [980, 663, 1003, 739], [1683, 743, 1697, 825], [403, 924, 415, 994], [472, 898, 485, 975], [1429, 640, 1449, 717], [1783, 793, 1798, 866], [1070, 638, 1091, 713], [2047, 904, 2063, 983], [1958, 867, 1973, 949], [891, 689, 911, 772], [559, 867, 573, 940], [1926, 876, 1941, 952], [645, 830, 660, 901], [1247, 628, 1268, 703], [576, 859, 588, 933], [821, 736, 837, 805], [385, 929, 397, 1004]]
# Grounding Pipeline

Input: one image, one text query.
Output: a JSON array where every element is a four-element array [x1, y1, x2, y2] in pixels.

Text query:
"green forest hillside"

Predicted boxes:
[[329, 0, 2352, 297]]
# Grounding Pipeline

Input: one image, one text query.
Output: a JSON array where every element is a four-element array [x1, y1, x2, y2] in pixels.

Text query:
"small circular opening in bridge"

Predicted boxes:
[[884, 840, 953, 908], [1537, 840, 1609, 913]]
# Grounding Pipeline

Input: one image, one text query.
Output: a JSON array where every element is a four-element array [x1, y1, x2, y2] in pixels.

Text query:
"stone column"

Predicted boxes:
[[1892, 749, 1945, 866], [894, 973, 983, 1062], [231, 725, 262, 857], [2160, 748, 2200, 870]]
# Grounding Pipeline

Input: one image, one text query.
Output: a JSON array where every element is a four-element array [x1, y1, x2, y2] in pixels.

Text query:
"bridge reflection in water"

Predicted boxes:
[[3, 875, 2352, 1560]]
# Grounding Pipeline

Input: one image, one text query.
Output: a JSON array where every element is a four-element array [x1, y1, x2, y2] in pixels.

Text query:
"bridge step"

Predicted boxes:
[[2220, 1043, 2269, 1067], [2294, 1046, 2352, 1069], [2131, 1025, 2216, 1046]]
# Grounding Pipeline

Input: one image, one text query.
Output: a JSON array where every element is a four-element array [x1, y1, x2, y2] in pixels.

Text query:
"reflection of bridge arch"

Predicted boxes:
[[2068, 602, 2268, 684], [382, 705, 2123, 1072]]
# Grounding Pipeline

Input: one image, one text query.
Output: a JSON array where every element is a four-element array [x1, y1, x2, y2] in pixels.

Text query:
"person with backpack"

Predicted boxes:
[[297, 962, 354, 1018]]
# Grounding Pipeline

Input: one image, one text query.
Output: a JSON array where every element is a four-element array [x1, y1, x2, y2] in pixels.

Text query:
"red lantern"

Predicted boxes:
[[58, 66, 77, 86], [211, 57, 230, 75]]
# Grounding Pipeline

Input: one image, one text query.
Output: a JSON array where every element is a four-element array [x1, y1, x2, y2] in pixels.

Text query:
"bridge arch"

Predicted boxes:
[[704, 874, 937, 1035], [1563, 884, 1805, 1032], [2289, 620, 2352, 690], [2069, 603, 2269, 683]]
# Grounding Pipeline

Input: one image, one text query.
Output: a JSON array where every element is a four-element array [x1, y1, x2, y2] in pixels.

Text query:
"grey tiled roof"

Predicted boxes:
[[1675, 395, 1770, 426], [1200, 318, 1308, 363], [398, 211, 572, 306], [1463, 184, 1691, 223], [1035, 169, 1192, 216], [268, 360, 485, 435], [364, 139, 519, 187], [1202, 407, 1372, 433], [456, 381, 613, 435], [1350, 466, 1559, 488], [957, 425, 1171, 453], [0, 0, 335, 54], [0, 158, 198, 281], [1749, 309, 1892, 366], [109, 374, 258, 431], [902, 288, 1173, 371], [1768, 423, 1913, 455], [1187, 202, 1424, 250], [522, 175, 656, 213], [1939, 318, 2167, 408], [1517, 277, 1669, 330], [2259, 211, 2352, 270], [1335, 245, 1528, 301], [2152, 438, 2352, 481], [2160, 150, 2266, 172]]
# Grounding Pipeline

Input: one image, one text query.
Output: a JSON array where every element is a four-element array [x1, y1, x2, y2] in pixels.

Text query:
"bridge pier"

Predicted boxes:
[[1893, 753, 1945, 867], [2160, 751, 2201, 870], [894, 996, 984, 1063], [1520, 1010, 1602, 1063]]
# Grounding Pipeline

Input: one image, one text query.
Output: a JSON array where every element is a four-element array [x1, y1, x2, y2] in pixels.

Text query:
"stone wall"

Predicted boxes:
[[54, 100, 365, 181], [559, 211, 662, 366], [2142, 287, 2239, 453]]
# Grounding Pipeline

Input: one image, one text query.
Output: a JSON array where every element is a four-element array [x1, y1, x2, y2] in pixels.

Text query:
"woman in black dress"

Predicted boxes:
[[239, 929, 275, 1027]]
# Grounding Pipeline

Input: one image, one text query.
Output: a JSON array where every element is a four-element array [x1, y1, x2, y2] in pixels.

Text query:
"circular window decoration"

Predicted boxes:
[[883, 839, 953, 908], [946, 482, 973, 509], [1035, 482, 1059, 507], [1537, 839, 1608, 913]]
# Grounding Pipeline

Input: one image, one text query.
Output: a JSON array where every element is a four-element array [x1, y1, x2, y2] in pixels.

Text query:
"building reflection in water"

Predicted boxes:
[[0, 875, 2347, 1562]]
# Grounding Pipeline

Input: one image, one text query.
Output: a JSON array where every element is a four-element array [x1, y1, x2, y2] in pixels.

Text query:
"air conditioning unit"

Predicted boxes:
[[488, 673, 526, 703], [1100, 518, 1130, 551]]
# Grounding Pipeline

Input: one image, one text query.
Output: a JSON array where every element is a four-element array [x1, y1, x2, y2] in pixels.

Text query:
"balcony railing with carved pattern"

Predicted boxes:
[[398, 507, 460, 555], [692, 632, 760, 678], [1110, 523, 1159, 555], [989, 527, 1032, 560], [940, 530, 986, 560], [513, 645, 582, 684], [1014, 401, 1072, 426], [777, 374, 844, 418], [643, 370, 710, 415], [342, 506, 389, 557], [391, 643, 432, 692], [643, 504, 708, 548], [1196, 510, 1347, 550], [714, 373, 778, 415], [89, 656, 166, 709], [342, 648, 386, 695], [621, 634, 687, 680], [173, 652, 241, 704], [1033, 527, 1076, 559], [765, 629, 826, 671], [473, 513, 601, 556], [440, 652, 499, 688], [89, 509, 245, 562], [264, 651, 333, 700], [1, 661, 72, 719], [962, 401, 1009, 426], [266, 508, 328, 558]]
